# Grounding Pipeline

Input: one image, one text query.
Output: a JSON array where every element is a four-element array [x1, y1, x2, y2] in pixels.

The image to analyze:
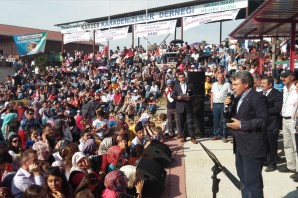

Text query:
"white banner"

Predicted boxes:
[[61, 0, 247, 33], [183, 9, 240, 31], [135, 20, 176, 37], [63, 32, 92, 44], [95, 26, 129, 43]]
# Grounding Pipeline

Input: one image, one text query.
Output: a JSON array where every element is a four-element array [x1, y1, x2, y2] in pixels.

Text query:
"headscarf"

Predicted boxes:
[[120, 165, 137, 189], [82, 139, 97, 156], [104, 170, 127, 192], [107, 146, 124, 166], [70, 152, 88, 174], [1, 113, 17, 135], [98, 137, 113, 155], [75, 114, 84, 130], [32, 140, 52, 161], [54, 139, 70, 153], [102, 189, 118, 198]]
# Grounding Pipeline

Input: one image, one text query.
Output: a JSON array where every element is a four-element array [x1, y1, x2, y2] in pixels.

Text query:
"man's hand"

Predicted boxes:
[[177, 95, 183, 100], [29, 163, 40, 176], [224, 96, 232, 106], [135, 179, 144, 194], [185, 96, 190, 101], [226, 118, 241, 130]]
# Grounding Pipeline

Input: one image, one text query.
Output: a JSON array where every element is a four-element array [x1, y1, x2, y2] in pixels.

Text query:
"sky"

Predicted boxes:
[[1, 0, 244, 49]]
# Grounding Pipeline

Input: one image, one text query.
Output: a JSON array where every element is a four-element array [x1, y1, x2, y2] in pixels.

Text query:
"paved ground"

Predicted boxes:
[[161, 136, 298, 198]]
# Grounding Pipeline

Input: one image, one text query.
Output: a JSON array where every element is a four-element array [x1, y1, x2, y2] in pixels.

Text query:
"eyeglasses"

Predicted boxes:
[[28, 113, 34, 115], [12, 139, 21, 143]]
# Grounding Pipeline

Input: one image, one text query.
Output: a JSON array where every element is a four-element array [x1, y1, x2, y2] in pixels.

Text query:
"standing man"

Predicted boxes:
[[172, 72, 197, 144], [225, 71, 268, 198], [165, 79, 177, 137], [261, 76, 283, 172], [278, 70, 298, 178], [210, 72, 231, 143]]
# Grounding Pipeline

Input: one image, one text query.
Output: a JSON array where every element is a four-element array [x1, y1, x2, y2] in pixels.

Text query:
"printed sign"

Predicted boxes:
[[135, 20, 176, 37], [63, 31, 92, 44], [13, 32, 47, 57], [183, 9, 240, 30], [95, 26, 129, 43], [61, 0, 248, 33]]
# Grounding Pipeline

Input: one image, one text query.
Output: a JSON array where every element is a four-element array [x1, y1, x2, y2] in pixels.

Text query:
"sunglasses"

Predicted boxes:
[[28, 113, 34, 115], [12, 139, 21, 143]]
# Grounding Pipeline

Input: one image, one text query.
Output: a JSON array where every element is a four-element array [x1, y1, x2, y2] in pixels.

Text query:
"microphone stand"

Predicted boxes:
[[211, 164, 222, 198], [199, 141, 240, 198]]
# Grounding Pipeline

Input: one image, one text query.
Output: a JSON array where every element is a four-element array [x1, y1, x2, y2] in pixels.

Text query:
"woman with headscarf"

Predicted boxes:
[[97, 136, 113, 173], [82, 138, 98, 156], [120, 165, 144, 198], [68, 152, 102, 191], [68, 152, 89, 190], [107, 145, 125, 172], [74, 110, 84, 131], [101, 170, 128, 198], [1, 113, 17, 140]]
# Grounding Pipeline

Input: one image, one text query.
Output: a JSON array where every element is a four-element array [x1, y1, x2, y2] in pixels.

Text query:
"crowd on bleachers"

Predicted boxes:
[[0, 38, 296, 197]]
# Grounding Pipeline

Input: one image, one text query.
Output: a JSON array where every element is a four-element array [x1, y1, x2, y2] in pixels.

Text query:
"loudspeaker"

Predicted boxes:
[[187, 71, 205, 137], [187, 71, 205, 95], [143, 140, 172, 168], [136, 157, 166, 198]]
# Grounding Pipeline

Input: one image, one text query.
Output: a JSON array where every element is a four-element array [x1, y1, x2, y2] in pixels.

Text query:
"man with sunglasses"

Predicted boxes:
[[20, 109, 42, 133]]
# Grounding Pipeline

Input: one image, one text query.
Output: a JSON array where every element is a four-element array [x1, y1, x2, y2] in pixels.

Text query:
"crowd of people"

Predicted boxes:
[[0, 37, 296, 197]]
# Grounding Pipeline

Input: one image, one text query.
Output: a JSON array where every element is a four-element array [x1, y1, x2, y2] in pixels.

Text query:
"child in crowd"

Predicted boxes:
[[152, 126, 164, 143], [92, 110, 108, 139]]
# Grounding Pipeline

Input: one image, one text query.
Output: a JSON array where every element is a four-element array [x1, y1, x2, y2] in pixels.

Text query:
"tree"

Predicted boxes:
[[35, 54, 48, 72]]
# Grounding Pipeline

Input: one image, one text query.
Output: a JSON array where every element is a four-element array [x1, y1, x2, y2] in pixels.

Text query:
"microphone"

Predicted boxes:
[[224, 93, 234, 112]]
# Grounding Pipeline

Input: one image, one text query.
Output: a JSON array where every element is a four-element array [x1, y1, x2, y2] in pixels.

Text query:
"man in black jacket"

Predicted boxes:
[[172, 72, 197, 144], [225, 71, 268, 198], [261, 76, 283, 172]]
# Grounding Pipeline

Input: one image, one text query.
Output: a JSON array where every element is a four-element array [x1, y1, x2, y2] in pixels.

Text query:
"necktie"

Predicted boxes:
[[263, 91, 267, 96], [181, 83, 185, 94]]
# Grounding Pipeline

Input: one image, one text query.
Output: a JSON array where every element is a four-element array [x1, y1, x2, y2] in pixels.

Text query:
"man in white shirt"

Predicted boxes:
[[92, 110, 107, 139], [11, 149, 44, 198], [278, 70, 298, 178], [210, 72, 231, 143]]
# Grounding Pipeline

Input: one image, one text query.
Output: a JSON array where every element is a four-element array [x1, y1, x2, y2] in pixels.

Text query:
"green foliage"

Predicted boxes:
[[35, 54, 48, 72]]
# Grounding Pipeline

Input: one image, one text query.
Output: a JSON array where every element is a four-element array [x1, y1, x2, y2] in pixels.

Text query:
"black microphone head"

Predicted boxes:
[[227, 92, 234, 100]]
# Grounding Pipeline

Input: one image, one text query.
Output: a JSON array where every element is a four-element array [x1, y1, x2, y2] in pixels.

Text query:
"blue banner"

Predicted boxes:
[[13, 32, 47, 57]]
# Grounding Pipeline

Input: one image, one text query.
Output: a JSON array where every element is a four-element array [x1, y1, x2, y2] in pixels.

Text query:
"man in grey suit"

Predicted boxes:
[[172, 72, 197, 144]]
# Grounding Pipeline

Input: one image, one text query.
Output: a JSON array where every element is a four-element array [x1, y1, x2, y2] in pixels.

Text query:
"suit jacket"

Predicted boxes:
[[172, 82, 195, 114], [265, 88, 283, 131], [225, 89, 268, 159]]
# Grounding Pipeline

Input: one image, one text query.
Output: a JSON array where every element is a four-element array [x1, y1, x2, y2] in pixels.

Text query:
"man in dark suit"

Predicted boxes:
[[172, 72, 197, 144], [224, 71, 268, 198], [261, 76, 282, 172]]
